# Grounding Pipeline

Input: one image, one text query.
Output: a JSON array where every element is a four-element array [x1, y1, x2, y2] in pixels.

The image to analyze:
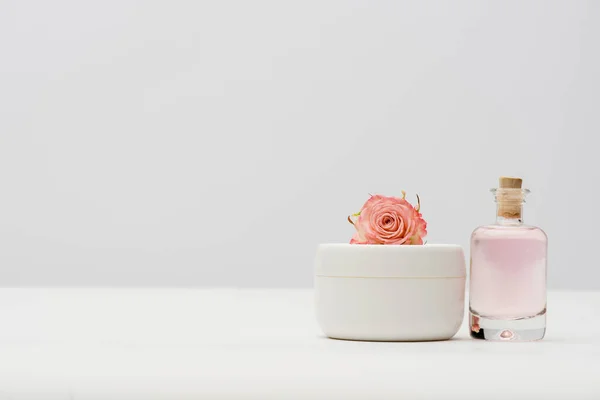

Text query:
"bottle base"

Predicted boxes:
[[469, 309, 546, 341]]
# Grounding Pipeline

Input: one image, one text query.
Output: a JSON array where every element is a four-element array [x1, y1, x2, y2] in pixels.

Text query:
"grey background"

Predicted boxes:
[[1, 0, 598, 289]]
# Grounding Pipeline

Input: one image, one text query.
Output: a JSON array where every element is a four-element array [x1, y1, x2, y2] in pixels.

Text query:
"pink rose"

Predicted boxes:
[[348, 194, 427, 245]]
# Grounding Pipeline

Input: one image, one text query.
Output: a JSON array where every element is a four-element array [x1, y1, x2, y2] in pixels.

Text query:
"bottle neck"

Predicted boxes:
[[491, 187, 529, 226], [495, 203, 524, 226]]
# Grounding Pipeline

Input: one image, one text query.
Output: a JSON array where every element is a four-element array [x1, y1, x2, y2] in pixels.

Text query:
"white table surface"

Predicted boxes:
[[0, 289, 598, 400]]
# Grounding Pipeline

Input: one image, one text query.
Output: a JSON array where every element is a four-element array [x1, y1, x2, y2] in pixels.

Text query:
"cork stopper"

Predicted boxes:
[[496, 176, 524, 219], [499, 176, 522, 189]]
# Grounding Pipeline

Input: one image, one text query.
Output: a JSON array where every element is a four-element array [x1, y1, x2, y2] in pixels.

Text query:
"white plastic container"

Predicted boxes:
[[315, 244, 466, 341]]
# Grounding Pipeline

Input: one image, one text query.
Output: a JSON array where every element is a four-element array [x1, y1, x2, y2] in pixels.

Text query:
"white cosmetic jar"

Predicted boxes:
[[315, 244, 466, 341]]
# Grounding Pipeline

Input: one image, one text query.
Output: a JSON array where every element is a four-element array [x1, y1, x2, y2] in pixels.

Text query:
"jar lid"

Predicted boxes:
[[315, 244, 465, 278]]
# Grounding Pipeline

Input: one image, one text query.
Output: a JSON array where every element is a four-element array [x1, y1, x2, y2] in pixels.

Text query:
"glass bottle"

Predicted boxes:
[[469, 177, 547, 341]]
